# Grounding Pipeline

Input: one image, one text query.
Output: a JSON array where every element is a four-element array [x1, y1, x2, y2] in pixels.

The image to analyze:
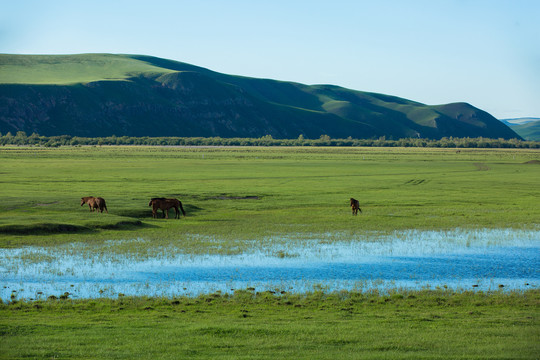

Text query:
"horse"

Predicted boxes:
[[350, 198, 361, 215], [148, 198, 186, 219], [81, 196, 108, 213]]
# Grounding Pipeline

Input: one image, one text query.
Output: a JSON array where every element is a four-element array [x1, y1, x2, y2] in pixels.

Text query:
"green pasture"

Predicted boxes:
[[1, 290, 538, 359], [0, 54, 174, 85], [0, 146, 539, 251]]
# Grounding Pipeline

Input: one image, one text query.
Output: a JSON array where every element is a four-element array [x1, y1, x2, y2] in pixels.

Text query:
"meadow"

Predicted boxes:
[[0, 145, 539, 251], [2, 290, 539, 359], [0, 145, 539, 358]]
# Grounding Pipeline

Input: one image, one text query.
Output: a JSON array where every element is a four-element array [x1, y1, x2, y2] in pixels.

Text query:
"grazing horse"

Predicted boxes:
[[350, 198, 361, 215], [148, 198, 186, 219], [81, 196, 108, 213]]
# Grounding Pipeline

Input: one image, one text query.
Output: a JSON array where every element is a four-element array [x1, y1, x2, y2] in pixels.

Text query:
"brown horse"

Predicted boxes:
[[81, 196, 108, 213], [350, 198, 361, 215], [148, 198, 186, 219]]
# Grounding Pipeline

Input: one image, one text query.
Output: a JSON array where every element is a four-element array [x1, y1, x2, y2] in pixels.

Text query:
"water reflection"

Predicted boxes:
[[1, 229, 538, 301]]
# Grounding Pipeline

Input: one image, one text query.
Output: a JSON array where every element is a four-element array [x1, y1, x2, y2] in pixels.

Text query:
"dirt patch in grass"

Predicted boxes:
[[523, 160, 540, 165], [210, 195, 260, 200], [473, 163, 490, 171], [0, 223, 91, 235], [35, 202, 60, 207]]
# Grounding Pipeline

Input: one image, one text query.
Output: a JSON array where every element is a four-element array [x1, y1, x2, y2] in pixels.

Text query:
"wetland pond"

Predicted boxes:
[[1, 229, 538, 301]]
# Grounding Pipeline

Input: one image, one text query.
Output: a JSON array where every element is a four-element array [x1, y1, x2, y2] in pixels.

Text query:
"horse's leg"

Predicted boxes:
[[165, 208, 169, 219], [175, 206, 179, 219]]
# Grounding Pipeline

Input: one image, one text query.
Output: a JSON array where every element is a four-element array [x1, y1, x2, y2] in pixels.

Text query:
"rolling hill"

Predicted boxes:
[[502, 118, 540, 141], [0, 54, 521, 140]]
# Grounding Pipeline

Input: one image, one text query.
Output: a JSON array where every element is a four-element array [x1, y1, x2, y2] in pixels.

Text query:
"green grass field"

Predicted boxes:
[[2, 290, 539, 359], [0, 146, 538, 250], [0, 54, 174, 85], [1, 146, 539, 359]]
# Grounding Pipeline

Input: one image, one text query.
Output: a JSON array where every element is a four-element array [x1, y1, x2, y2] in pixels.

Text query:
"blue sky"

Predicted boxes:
[[1, 0, 538, 119]]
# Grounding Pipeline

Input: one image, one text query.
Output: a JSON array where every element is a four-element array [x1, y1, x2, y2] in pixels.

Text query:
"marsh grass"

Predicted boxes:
[[2, 228, 537, 302]]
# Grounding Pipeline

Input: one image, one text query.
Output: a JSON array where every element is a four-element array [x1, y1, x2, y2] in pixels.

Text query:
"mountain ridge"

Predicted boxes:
[[0, 54, 521, 140]]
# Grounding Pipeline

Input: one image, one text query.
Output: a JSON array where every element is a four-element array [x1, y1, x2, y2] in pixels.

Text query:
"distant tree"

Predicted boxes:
[[319, 134, 331, 141]]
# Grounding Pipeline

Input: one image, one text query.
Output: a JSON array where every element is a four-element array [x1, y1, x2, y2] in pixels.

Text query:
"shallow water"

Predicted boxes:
[[1, 229, 539, 301]]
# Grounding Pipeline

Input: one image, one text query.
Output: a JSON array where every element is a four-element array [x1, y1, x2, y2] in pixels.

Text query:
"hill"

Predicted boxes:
[[0, 54, 521, 140], [501, 119, 540, 141], [501, 117, 540, 125]]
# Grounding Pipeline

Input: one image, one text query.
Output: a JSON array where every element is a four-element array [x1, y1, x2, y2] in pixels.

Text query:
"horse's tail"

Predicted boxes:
[[178, 201, 186, 217]]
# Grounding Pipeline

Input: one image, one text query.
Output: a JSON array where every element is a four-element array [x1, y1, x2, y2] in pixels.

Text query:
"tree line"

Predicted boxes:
[[0, 132, 538, 148]]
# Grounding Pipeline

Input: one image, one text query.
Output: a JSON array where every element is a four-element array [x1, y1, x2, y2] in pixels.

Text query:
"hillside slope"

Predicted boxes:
[[0, 54, 521, 139], [503, 120, 540, 141]]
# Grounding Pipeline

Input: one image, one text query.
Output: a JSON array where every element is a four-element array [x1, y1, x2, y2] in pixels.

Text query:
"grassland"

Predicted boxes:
[[0, 54, 174, 84], [1, 146, 538, 359], [2, 290, 539, 359], [0, 146, 538, 251]]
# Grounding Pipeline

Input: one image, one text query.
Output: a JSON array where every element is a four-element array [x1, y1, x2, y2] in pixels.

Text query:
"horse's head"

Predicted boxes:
[[148, 200, 153, 207], [80, 198, 86, 206]]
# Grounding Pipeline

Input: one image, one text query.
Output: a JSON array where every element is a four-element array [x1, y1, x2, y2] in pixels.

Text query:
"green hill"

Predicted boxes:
[[502, 119, 540, 141], [0, 54, 521, 140]]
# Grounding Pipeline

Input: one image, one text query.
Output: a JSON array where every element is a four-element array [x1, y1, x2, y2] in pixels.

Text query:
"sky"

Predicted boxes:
[[1, 0, 539, 119]]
